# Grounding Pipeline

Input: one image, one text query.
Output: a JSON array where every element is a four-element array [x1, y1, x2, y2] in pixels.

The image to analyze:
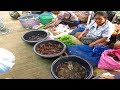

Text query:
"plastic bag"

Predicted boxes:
[[98, 49, 120, 70], [67, 45, 110, 68], [93, 44, 110, 55], [0, 48, 15, 74]]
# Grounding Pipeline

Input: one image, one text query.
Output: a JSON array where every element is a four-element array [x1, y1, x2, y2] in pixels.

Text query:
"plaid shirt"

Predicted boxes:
[[57, 11, 78, 21], [86, 20, 115, 42]]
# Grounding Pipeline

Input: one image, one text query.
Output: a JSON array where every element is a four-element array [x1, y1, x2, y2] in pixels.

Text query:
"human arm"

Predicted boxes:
[[44, 12, 65, 29], [89, 37, 108, 47], [68, 11, 78, 21], [89, 22, 115, 47], [44, 18, 61, 29], [76, 20, 95, 39], [114, 40, 120, 49], [77, 29, 88, 39], [112, 24, 120, 36], [89, 24, 113, 47]]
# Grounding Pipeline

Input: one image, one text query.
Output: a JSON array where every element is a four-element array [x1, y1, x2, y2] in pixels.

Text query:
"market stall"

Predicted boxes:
[[0, 11, 120, 79]]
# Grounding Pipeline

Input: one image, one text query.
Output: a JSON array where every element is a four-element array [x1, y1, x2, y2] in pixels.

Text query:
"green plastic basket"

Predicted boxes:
[[39, 13, 54, 25]]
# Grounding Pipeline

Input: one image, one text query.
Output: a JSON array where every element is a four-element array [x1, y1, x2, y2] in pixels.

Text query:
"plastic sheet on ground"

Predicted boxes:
[[0, 48, 15, 74]]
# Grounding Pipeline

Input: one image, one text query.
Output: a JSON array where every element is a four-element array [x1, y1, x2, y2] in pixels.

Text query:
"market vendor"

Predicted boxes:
[[73, 11, 94, 24], [44, 11, 79, 28], [111, 33, 120, 49], [70, 11, 115, 47], [106, 20, 120, 47]]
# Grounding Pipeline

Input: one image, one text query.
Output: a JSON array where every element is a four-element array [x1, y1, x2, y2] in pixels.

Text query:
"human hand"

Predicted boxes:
[[44, 24, 50, 29], [74, 32, 82, 38], [45, 24, 54, 29], [77, 34, 83, 40], [89, 43, 95, 47]]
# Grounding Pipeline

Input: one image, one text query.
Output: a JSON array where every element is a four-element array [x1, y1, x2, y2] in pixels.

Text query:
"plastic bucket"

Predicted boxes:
[[39, 13, 54, 25]]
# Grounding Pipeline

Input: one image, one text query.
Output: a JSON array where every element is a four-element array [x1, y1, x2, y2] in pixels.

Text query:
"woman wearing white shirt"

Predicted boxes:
[[74, 11, 114, 47]]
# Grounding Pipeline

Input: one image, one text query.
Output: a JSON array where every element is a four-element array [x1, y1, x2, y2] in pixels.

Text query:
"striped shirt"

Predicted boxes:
[[85, 20, 115, 42]]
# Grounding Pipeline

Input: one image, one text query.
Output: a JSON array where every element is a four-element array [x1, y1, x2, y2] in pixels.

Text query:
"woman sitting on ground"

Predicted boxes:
[[44, 11, 79, 28], [70, 11, 115, 47]]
